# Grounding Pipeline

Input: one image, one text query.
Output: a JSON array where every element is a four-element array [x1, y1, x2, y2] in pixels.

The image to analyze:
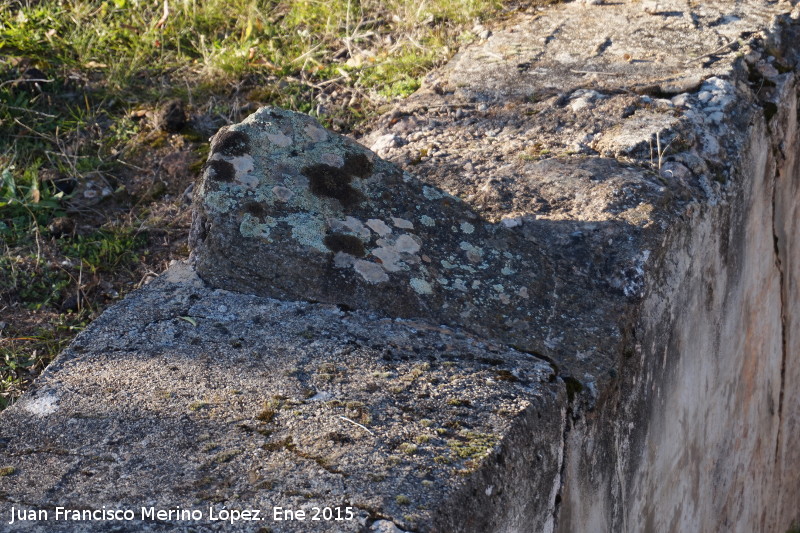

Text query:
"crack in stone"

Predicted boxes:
[[550, 401, 570, 532], [771, 138, 789, 476]]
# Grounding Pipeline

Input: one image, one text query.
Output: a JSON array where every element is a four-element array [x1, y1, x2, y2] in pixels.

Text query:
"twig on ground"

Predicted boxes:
[[684, 39, 737, 64], [339, 415, 376, 436], [0, 78, 54, 89]]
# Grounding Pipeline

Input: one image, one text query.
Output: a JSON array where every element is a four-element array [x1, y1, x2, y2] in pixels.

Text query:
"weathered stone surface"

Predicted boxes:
[[0, 264, 565, 532], [1, 1, 799, 532]]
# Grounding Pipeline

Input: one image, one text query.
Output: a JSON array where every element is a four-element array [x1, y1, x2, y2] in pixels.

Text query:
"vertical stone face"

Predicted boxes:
[[771, 69, 800, 531]]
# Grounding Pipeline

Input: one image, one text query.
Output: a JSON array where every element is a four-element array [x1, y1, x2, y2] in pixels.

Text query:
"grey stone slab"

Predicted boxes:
[[0, 264, 565, 532]]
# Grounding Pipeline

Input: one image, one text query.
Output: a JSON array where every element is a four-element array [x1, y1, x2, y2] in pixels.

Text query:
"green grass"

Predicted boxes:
[[0, 314, 86, 409], [0, 255, 71, 309], [1, 0, 504, 101], [59, 228, 147, 273]]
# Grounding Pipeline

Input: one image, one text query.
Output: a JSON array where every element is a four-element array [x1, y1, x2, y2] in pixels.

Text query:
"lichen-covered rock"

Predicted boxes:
[[190, 108, 628, 382]]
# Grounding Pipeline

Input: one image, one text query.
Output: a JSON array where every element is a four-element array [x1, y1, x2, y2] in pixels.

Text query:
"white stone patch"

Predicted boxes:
[[453, 279, 468, 291], [21, 393, 59, 416], [501, 215, 523, 228], [320, 153, 345, 168], [354, 260, 389, 283], [366, 219, 392, 236], [420, 215, 435, 227], [272, 186, 294, 202], [328, 216, 371, 239], [501, 266, 515, 275], [499, 293, 511, 304], [334, 251, 356, 268], [472, 280, 481, 289], [460, 222, 475, 234], [267, 132, 293, 147], [393, 234, 421, 254], [372, 247, 404, 272], [410, 278, 433, 294], [304, 124, 328, 142], [391, 217, 414, 229], [518, 287, 529, 299]]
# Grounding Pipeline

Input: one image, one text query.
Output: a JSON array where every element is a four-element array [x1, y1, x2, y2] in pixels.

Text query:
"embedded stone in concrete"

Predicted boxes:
[[190, 107, 643, 383]]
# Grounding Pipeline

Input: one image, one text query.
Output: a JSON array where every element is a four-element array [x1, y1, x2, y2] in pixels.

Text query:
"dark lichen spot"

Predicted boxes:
[[562, 376, 584, 403], [763, 102, 778, 122], [207, 159, 235, 182], [211, 129, 250, 156], [324, 233, 365, 257], [302, 152, 372, 208], [244, 201, 269, 221], [341, 152, 372, 178]]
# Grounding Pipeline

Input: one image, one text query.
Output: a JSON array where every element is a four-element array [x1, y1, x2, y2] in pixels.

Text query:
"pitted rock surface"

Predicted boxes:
[[0, 265, 565, 532]]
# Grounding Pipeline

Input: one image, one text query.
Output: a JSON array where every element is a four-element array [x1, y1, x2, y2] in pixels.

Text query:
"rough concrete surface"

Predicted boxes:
[[0, 264, 564, 532], [2, 1, 800, 532]]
